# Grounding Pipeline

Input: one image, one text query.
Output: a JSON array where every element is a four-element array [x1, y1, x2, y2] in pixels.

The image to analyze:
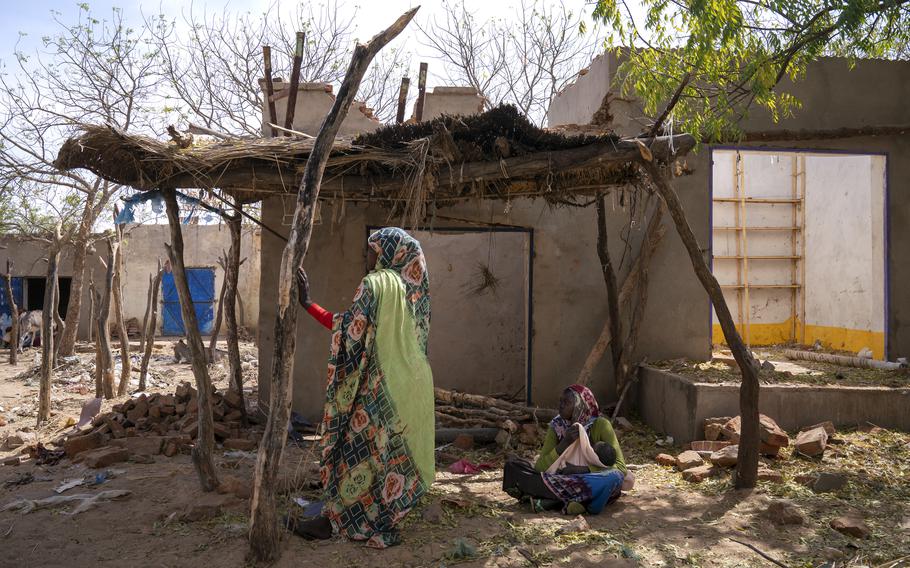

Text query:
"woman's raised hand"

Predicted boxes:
[[296, 267, 312, 308]]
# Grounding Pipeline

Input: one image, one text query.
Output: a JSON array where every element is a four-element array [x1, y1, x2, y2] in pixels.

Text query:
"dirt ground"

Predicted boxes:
[[0, 342, 908, 568], [653, 345, 910, 388]]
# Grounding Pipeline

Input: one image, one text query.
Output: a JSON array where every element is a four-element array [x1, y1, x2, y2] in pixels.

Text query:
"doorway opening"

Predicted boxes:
[[24, 277, 72, 317], [711, 149, 887, 358]]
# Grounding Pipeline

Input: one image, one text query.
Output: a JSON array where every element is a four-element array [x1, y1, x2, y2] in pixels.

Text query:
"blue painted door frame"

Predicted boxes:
[[161, 268, 215, 336], [0, 277, 24, 331]]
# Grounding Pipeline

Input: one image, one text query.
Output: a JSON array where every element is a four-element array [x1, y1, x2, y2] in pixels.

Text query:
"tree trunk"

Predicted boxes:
[[224, 207, 246, 424], [162, 187, 219, 492], [98, 241, 116, 399], [4, 261, 19, 365], [248, 9, 418, 562], [38, 237, 61, 425], [642, 160, 760, 489], [595, 194, 624, 390], [112, 222, 131, 396], [139, 261, 163, 392], [208, 255, 227, 353], [59, 184, 98, 357]]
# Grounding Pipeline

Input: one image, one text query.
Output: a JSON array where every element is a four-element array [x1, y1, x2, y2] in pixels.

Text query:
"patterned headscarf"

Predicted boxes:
[[550, 384, 601, 440], [368, 227, 431, 352]]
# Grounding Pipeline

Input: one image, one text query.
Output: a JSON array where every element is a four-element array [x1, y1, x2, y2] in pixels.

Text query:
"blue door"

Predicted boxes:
[[161, 268, 215, 336], [0, 277, 24, 332]]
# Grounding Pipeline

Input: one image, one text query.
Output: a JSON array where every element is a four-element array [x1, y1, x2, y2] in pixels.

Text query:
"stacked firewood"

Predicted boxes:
[[433, 387, 557, 429]]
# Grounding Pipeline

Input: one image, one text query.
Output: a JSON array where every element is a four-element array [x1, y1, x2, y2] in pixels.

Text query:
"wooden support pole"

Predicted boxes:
[[282, 32, 305, 135], [595, 194, 623, 390], [642, 159, 760, 489], [52, 276, 64, 368], [396, 77, 410, 124], [139, 274, 154, 356], [414, 62, 428, 122], [247, 9, 419, 562], [224, 204, 246, 424], [139, 259, 163, 392], [112, 214, 131, 396], [208, 254, 228, 353], [99, 241, 116, 399], [4, 260, 19, 365], [39, 229, 61, 425], [162, 187, 220, 492], [263, 46, 279, 137]]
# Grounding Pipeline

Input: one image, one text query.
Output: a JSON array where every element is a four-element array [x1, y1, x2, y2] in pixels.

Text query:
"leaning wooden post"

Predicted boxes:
[[139, 274, 154, 355], [139, 259, 163, 392], [98, 241, 116, 399], [414, 61, 428, 121], [282, 31, 305, 135], [396, 77, 410, 124], [38, 228, 62, 425], [641, 159, 760, 489], [112, 212, 132, 395], [247, 9, 419, 562], [595, 193, 624, 390], [224, 205, 246, 424], [4, 260, 19, 365], [262, 46, 279, 137], [89, 280, 102, 398], [162, 187, 220, 492], [208, 254, 228, 353]]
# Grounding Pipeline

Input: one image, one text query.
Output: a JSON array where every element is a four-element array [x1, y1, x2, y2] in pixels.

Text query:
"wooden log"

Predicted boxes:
[[223, 205, 246, 424], [248, 9, 419, 563], [282, 32, 305, 135], [4, 260, 19, 365], [98, 241, 116, 399], [414, 62, 428, 121], [59, 183, 98, 357], [52, 276, 64, 368], [435, 411, 499, 429], [396, 77, 410, 124], [642, 159, 761, 489], [162, 187, 219, 492], [112, 217, 131, 396], [139, 260, 163, 392], [435, 405, 530, 423], [433, 387, 557, 421], [262, 46, 278, 137], [89, 280, 102, 398], [139, 273, 154, 356], [38, 232, 61, 425], [783, 349, 905, 370], [595, 193, 623, 388], [577, 204, 665, 385]]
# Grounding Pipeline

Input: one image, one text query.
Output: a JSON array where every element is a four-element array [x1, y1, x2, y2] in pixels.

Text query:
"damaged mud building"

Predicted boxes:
[[52, 53, 909, 439]]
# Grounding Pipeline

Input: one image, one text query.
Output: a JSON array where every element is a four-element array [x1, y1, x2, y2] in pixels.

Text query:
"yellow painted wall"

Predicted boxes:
[[712, 320, 885, 359]]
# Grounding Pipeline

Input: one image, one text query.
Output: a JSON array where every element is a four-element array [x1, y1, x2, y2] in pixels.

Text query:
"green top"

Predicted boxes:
[[534, 417, 627, 475]]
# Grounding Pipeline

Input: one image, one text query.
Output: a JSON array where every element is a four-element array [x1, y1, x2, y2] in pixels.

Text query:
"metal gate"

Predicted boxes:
[[161, 268, 215, 336]]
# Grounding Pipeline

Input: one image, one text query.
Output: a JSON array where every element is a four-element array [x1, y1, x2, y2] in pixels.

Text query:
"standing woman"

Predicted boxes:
[[293, 227, 435, 548]]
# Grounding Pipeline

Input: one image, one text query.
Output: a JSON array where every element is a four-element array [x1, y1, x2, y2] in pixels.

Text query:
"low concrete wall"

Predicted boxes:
[[636, 366, 910, 443]]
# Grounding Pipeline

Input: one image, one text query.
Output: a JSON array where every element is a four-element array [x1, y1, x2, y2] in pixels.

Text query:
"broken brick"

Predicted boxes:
[[78, 446, 130, 468], [682, 464, 722, 482], [830, 515, 870, 539], [453, 434, 474, 450], [767, 500, 804, 525], [222, 390, 243, 409], [223, 438, 256, 451], [676, 450, 704, 471], [655, 453, 677, 467], [795, 426, 828, 457], [709, 445, 738, 467], [64, 431, 103, 458]]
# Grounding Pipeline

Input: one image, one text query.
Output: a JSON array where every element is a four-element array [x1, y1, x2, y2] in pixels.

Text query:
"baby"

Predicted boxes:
[[556, 442, 616, 475]]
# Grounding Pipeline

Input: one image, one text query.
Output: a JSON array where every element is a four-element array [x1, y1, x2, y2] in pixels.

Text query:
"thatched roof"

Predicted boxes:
[[54, 105, 695, 214]]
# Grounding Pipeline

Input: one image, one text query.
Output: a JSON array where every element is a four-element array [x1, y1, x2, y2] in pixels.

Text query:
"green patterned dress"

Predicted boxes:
[[319, 228, 434, 548]]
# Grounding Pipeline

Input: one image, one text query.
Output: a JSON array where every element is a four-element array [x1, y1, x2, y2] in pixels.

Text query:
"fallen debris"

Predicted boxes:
[[1, 490, 132, 515], [766, 499, 804, 525], [795, 426, 828, 457], [830, 515, 871, 539], [676, 450, 704, 471]]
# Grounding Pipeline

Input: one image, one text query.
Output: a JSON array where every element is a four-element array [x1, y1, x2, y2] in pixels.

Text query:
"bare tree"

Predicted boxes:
[[418, 0, 604, 125], [147, 1, 409, 134], [0, 5, 164, 356]]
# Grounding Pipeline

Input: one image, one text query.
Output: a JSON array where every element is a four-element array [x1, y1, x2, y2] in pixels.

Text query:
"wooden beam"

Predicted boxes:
[[282, 32, 305, 135], [414, 62, 428, 121], [396, 77, 410, 124], [263, 46, 279, 137]]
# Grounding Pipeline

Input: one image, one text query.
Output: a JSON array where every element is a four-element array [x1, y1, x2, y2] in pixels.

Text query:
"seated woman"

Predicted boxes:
[[503, 384, 626, 515]]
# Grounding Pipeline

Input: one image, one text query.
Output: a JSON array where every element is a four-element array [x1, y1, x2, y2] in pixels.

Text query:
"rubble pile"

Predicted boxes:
[[655, 413, 791, 482], [57, 381, 256, 467]]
